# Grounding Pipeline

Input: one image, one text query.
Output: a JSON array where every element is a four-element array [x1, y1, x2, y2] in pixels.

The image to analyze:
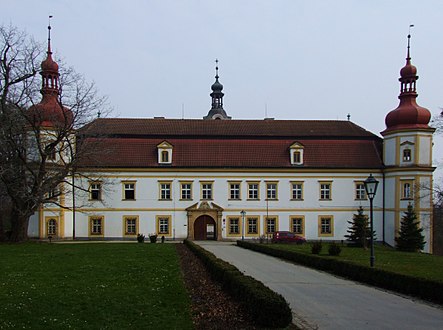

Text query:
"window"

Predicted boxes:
[[123, 182, 135, 200], [89, 216, 104, 236], [403, 149, 412, 162], [161, 150, 169, 163], [47, 187, 59, 201], [201, 182, 213, 200], [266, 182, 278, 200], [290, 142, 304, 165], [180, 182, 192, 200], [291, 217, 304, 235], [319, 182, 332, 200], [157, 141, 173, 164], [229, 182, 241, 200], [228, 217, 240, 235], [89, 182, 101, 200], [265, 217, 278, 234], [159, 182, 172, 200], [46, 218, 57, 236], [47, 149, 56, 161], [355, 183, 366, 200], [124, 216, 138, 236], [247, 217, 259, 235], [291, 182, 303, 200], [318, 216, 334, 237], [247, 182, 259, 200], [157, 216, 171, 235], [402, 181, 414, 199]]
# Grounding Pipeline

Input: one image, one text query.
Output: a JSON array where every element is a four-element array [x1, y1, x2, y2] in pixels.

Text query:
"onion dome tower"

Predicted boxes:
[[381, 30, 435, 253], [382, 34, 431, 134], [28, 20, 73, 128], [203, 59, 231, 120]]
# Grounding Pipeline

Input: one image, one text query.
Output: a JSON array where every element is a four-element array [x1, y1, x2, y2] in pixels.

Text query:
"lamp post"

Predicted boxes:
[[364, 174, 379, 268], [240, 210, 246, 241]]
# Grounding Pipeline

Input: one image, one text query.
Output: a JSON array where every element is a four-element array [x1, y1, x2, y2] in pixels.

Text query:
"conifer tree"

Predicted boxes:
[[395, 204, 425, 252], [345, 206, 373, 248]]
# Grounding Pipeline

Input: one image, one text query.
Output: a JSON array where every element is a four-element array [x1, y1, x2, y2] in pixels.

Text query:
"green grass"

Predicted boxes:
[[0, 243, 193, 329], [271, 243, 443, 282]]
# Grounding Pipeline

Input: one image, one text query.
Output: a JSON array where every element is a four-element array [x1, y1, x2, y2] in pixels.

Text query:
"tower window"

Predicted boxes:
[[403, 149, 412, 162]]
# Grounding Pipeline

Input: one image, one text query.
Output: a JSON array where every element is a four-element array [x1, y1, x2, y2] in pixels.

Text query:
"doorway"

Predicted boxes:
[[194, 215, 216, 240]]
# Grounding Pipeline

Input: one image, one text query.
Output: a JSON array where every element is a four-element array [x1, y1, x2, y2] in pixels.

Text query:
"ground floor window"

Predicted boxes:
[[124, 216, 138, 236], [247, 217, 259, 235], [89, 216, 104, 236], [228, 217, 240, 235], [291, 217, 304, 235], [265, 217, 278, 234], [46, 218, 57, 236], [156, 216, 171, 235], [318, 216, 334, 237]]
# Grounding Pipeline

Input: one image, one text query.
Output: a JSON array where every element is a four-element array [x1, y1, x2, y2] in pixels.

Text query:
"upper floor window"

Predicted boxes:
[[319, 182, 332, 200], [355, 183, 366, 200], [180, 182, 192, 200], [291, 182, 303, 200], [290, 142, 304, 165], [123, 182, 135, 200], [247, 182, 259, 200], [157, 141, 173, 164], [402, 181, 413, 199], [46, 218, 57, 236], [159, 182, 172, 200], [229, 182, 241, 200], [403, 149, 412, 162], [266, 182, 278, 200], [89, 182, 102, 200], [201, 182, 213, 200]]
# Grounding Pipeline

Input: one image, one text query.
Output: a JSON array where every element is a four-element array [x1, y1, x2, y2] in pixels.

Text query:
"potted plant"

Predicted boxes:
[[137, 233, 145, 243], [149, 233, 157, 243]]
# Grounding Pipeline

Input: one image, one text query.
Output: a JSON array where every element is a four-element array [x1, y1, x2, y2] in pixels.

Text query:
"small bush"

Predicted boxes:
[[311, 241, 322, 254], [328, 242, 341, 256]]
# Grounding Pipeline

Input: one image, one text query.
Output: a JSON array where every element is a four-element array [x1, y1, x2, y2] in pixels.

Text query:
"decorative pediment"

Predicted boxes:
[[157, 141, 173, 149], [400, 141, 414, 146], [290, 142, 305, 149], [186, 201, 224, 212]]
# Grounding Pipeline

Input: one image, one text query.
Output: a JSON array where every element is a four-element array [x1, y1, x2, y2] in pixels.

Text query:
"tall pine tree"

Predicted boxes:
[[345, 206, 374, 249], [396, 204, 425, 252]]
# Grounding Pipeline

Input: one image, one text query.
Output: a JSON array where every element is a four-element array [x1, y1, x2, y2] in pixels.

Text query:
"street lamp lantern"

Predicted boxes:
[[240, 210, 246, 241], [364, 174, 379, 268]]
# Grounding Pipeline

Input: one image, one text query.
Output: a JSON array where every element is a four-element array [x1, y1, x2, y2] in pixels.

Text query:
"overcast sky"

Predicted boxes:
[[4, 0, 443, 178]]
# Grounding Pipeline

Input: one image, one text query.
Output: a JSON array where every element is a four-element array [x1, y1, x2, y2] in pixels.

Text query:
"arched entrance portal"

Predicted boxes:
[[194, 215, 216, 240]]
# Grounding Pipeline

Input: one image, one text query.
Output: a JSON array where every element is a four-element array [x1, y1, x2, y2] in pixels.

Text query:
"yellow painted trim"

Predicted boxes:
[[395, 136, 401, 165], [415, 136, 420, 165], [122, 215, 139, 237], [318, 215, 334, 237], [290, 215, 305, 237], [39, 207, 44, 238], [245, 215, 261, 237], [394, 177, 400, 236], [156, 215, 171, 237]]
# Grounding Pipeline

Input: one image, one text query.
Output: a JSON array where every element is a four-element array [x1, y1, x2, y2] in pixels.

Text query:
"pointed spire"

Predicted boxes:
[[203, 59, 231, 120], [47, 15, 53, 55]]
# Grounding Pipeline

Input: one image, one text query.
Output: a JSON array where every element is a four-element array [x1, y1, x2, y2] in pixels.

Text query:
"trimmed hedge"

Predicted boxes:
[[183, 240, 292, 328], [237, 240, 443, 305]]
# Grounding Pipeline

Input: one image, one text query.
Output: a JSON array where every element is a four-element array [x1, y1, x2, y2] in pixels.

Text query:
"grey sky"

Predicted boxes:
[[3, 0, 442, 179]]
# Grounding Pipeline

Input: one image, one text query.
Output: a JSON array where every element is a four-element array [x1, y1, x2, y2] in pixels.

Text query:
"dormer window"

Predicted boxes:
[[290, 142, 304, 165], [157, 141, 173, 165]]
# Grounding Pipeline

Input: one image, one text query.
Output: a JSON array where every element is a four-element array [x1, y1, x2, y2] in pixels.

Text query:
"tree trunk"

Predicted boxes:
[[9, 208, 30, 242]]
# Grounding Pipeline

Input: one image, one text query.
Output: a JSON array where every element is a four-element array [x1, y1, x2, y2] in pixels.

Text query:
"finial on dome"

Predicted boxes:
[[406, 24, 414, 62], [48, 15, 53, 54], [215, 58, 219, 79]]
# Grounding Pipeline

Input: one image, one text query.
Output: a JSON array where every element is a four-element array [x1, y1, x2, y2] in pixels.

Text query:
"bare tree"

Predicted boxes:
[[0, 24, 109, 242]]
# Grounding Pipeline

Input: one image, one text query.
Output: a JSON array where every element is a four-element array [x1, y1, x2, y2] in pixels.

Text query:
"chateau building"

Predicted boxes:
[[28, 29, 435, 252]]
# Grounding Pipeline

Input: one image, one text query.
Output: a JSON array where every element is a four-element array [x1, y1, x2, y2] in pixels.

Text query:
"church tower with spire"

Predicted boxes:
[[381, 32, 435, 251], [203, 59, 231, 120]]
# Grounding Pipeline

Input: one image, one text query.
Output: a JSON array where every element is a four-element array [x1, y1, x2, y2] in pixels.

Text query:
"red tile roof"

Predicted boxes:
[[78, 118, 383, 169]]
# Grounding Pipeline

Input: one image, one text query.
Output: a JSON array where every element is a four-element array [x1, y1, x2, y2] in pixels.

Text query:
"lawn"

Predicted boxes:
[[271, 243, 443, 282], [0, 242, 193, 329]]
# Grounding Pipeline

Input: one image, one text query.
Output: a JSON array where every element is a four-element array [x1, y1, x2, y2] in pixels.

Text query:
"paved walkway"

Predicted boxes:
[[196, 241, 443, 330]]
